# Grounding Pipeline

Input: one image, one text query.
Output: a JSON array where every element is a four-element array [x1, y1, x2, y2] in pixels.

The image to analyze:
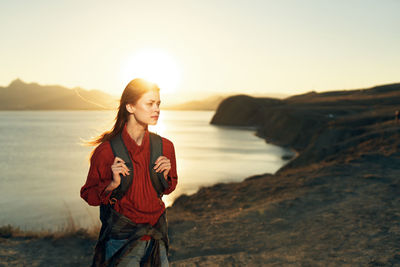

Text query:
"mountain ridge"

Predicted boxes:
[[0, 79, 118, 110]]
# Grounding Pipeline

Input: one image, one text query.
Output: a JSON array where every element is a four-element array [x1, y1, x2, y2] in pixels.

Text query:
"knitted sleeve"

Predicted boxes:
[[162, 138, 178, 195], [80, 141, 115, 206]]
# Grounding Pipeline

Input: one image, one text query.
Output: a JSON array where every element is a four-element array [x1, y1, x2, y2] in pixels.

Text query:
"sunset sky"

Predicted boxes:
[[1, 0, 399, 104]]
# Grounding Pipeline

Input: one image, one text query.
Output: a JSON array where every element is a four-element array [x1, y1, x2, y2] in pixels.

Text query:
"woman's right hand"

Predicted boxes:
[[110, 156, 130, 189]]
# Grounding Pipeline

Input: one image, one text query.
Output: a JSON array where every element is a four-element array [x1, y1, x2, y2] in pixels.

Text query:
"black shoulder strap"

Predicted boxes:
[[108, 131, 169, 200], [109, 133, 134, 200], [98, 133, 133, 241], [149, 132, 169, 197]]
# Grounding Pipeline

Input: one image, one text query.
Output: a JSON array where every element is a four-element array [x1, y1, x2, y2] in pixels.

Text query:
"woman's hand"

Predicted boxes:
[[153, 156, 171, 179], [110, 156, 130, 188]]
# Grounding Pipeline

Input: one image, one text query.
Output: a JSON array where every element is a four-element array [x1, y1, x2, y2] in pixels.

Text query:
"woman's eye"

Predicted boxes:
[[147, 102, 160, 107]]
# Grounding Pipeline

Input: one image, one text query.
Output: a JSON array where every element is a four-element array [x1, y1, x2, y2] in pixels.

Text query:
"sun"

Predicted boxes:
[[121, 49, 182, 95]]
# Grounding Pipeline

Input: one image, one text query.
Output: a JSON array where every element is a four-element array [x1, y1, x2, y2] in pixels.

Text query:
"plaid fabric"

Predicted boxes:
[[91, 206, 169, 267]]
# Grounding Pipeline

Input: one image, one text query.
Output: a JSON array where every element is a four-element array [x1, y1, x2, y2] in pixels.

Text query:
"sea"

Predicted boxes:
[[0, 110, 292, 231]]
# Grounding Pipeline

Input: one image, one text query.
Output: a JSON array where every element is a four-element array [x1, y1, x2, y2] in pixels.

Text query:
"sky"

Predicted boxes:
[[1, 0, 399, 104]]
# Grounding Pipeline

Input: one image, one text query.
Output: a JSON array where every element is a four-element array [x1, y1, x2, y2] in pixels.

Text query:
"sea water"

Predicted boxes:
[[0, 110, 291, 231]]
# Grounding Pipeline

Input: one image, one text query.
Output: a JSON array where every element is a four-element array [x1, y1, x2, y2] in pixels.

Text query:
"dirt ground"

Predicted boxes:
[[1, 152, 399, 266]]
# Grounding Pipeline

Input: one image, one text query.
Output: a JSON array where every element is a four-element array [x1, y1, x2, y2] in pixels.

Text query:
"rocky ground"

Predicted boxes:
[[168, 153, 400, 266], [1, 83, 400, 266], [0, 229, 95, 266]]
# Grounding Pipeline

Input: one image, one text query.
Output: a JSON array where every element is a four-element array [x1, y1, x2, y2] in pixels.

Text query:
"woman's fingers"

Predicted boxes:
[[112, 164, 129, 174], [114, 156, 125, 164], [154, 161, 171, 174], [114, 168, 129, 177], [153, 156, 170, 171], [114, 156, 172, 176], [154, 161, 170, 171], [154, 156, 165, 165], [114, 162, 130, 173], [154, 156, 169, 167], [114, 157, 130, 171], [112, 157, 130, 176]]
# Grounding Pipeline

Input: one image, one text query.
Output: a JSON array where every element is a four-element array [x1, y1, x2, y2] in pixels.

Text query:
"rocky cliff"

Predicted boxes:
[[167, 83, 400, 266]]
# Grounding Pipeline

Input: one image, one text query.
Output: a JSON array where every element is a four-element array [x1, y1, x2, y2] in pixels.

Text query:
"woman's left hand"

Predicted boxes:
[[153, 156, 171, 179]]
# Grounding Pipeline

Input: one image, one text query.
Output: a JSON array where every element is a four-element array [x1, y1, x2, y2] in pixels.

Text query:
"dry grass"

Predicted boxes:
[[0, 203, 100, 240]]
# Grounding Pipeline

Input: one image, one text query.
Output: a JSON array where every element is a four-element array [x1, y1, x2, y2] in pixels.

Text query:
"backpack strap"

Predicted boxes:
[[109, 133, 134, 201], [108, 131, 169, 201], [149, 132, 169, 197], [97, 132, 134, 249]]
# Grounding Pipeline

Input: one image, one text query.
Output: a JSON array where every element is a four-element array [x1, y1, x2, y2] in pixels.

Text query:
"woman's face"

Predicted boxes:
[[127, 90, 161, 126]]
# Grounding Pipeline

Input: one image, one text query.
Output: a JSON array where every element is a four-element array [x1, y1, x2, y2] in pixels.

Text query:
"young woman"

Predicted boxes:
[[80, 78, 178, 266]]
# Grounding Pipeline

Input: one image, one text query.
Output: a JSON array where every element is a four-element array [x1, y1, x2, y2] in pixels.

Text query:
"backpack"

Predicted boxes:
[[98, 131, 169, 238]]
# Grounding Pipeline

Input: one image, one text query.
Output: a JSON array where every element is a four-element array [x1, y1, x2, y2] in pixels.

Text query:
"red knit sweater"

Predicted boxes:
[[80, 123, 178, 240]]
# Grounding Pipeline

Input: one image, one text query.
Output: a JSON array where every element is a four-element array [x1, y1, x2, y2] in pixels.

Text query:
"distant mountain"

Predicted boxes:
[[0, 79, 118, 110], [0, 78, 290, 111], [164, 92, 288, 111], [164, 95, 226, 110]]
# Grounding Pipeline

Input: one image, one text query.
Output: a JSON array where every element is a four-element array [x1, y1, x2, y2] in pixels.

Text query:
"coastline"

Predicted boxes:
[[167, 84, 400, 265], [2, 83, 400, 266]]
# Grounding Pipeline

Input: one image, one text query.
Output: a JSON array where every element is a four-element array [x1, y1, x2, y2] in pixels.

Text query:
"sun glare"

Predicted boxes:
[[121, 49, 182, 95]]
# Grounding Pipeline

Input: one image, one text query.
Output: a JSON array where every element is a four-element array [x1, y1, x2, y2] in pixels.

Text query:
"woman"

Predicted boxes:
[[80, 78, 178, 266]]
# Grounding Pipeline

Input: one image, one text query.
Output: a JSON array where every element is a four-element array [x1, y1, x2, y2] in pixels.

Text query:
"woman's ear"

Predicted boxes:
[[126, 103, 135, 114]]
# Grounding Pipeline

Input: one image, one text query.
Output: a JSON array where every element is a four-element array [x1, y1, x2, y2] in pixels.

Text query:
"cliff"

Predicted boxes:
[[167, 83, 400, 266]]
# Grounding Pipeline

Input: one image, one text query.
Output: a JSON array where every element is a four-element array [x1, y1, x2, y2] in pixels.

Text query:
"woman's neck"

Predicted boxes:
[[126, 119, 147, 146]]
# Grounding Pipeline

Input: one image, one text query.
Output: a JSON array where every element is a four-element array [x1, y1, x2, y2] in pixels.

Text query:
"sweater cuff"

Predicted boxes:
[[163, 176, 177, 194], [98, 180, 113, 204]]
